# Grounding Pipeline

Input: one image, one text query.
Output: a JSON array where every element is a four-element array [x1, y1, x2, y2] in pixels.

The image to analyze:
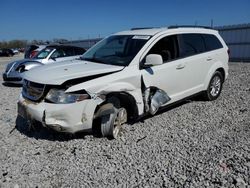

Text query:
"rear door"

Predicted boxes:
[[177, 33, 208, 94]]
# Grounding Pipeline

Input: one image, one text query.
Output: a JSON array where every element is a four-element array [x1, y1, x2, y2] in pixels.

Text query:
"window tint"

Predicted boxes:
[[202, 34, 223, 51], [179, 34, 206, 57], [147, 35, 179, 62], [82, 35, 149, 66], [74, 47, 86, 55], [63, 48, 74, 56], [50, 49, 66, 58], [35, 47, 54, 59]]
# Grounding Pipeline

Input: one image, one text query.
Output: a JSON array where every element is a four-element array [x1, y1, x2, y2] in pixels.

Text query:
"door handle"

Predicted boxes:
[[176, 64, 185, 69], [207, 57, 213, 61]]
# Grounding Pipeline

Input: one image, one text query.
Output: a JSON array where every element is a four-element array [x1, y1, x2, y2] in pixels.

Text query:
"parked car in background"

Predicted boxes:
[[0, 49, 15, 57], [18, 48, 25, 53], [12, 49, 19, 54], [17, 26, 229, 139], [3, 45, 86, 84], [24, 45, 46, 59]]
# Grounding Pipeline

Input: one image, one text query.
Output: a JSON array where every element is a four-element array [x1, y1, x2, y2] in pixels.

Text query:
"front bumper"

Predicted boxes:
[[3, 72, 23, 84], [18, 95, 97, 133]]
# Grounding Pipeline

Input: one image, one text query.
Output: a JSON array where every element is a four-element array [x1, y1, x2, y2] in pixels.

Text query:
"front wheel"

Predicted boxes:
[[203, 71, 223, 101], [101, 106, 127, 139]]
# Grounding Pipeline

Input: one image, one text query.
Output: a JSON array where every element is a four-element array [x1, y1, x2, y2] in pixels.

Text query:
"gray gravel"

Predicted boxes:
[[0, 56, 249, 187]]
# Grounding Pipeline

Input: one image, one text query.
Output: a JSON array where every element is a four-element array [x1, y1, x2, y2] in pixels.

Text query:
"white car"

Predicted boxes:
[[3, 45, 86, 84], [18, 26, 229, 139]]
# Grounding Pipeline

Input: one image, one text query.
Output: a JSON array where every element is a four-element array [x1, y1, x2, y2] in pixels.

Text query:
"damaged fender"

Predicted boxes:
[[66, 81, 145, 116], [44, 99, 98, 133], [94, 103, 115, 118], [144, 87, 171, 115]]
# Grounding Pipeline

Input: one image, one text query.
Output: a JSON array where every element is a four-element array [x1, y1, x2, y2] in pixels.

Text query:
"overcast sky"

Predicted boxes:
[[0, 0, 249, 41]]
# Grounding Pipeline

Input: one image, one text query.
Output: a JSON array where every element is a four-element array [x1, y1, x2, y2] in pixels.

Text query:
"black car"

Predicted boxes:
[[0, 49, 15, 57]]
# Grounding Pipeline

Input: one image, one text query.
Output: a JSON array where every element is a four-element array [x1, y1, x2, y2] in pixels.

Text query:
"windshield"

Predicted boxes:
[[81, 35, 150, 66], [34, 47, 54, 59]]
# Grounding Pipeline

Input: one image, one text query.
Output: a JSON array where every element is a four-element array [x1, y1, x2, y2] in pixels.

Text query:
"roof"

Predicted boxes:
[[115, 28, 167, 36], [114, 27, 218, 36]]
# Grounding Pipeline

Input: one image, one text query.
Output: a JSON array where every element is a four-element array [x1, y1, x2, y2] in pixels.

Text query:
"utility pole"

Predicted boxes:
[[211, 19, 214, 28]]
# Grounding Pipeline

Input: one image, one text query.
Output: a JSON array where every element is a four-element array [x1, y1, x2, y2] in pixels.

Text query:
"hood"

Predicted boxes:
[[13, 59, 41, 66], [31, 58, 43, 63], [23, 59, 124, 85], [6, 59, 41, 72]]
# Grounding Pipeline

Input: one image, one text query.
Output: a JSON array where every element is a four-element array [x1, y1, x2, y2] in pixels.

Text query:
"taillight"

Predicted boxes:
[[227, 49, 230, 55]]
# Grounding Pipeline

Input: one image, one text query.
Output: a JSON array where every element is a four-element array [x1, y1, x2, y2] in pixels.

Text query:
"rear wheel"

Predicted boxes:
[[203, 71, 223, 101]]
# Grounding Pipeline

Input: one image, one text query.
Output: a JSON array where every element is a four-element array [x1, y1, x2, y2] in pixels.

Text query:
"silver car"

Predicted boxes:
[[3, 45, 86, 84]]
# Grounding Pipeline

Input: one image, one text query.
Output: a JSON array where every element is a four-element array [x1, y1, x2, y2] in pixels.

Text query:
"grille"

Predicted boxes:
[[22, 80, 46, 101]]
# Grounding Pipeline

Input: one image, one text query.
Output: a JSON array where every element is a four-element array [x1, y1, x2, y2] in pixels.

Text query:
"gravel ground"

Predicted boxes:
[[0, 56, 249, 187]]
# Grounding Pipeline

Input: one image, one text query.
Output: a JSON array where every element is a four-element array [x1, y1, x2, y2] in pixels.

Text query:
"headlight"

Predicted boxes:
[[45, 89, 90, 104]]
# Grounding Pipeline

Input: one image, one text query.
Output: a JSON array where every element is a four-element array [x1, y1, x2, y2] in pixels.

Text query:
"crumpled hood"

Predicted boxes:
[[23, 59, 124, 85]]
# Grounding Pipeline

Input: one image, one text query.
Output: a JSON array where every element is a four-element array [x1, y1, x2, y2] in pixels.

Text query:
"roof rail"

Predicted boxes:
[[168, 25, 213, 29], [130, 27, 156, 30]]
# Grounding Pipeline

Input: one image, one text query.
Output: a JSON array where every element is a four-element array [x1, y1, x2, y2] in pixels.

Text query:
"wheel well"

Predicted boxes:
[[106, 92, 139, 122], [216, 68, 225, 82]]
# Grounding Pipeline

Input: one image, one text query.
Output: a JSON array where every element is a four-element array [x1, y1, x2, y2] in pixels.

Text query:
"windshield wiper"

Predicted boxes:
[[80, 57, 106, 64]]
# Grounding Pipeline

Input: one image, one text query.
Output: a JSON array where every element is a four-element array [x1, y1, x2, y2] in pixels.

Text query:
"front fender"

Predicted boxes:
[[24, 61, 43, 70], [66, 82, 144, 115]]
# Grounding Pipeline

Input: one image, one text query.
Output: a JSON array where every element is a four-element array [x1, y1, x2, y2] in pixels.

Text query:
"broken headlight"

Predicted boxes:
[[45, 89, 90, 104]]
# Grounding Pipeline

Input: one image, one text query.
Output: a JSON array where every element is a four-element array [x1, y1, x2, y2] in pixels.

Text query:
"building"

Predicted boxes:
[[216, 23, 250, 62]]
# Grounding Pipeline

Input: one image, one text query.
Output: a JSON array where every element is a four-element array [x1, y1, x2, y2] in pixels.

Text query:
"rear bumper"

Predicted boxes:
[[18, 95, 98, 133]]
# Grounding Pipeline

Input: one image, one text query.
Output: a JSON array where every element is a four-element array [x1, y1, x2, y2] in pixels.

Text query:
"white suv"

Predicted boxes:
[[18, 26, 229, 139]]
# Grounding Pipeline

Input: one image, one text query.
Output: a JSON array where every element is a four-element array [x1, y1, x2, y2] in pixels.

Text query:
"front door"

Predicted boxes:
[[141, 35, 189, 103]]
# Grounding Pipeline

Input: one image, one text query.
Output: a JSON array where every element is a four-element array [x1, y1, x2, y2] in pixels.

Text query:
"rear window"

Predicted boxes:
[[202, 34, 223, 51], [179, 34, 206, 57]]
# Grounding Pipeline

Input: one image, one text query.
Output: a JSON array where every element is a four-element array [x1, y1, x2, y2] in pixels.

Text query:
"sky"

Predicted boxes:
[[0, 0, 249, 41]]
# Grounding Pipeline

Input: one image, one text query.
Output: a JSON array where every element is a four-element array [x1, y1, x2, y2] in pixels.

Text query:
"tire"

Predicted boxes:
[[203, 71, 223, 101], [100, 98, 127, 139], [101, 110, 117, 139]]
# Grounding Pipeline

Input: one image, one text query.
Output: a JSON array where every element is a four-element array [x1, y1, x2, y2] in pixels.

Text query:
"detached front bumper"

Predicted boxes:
[[18, 95, 97, 133]]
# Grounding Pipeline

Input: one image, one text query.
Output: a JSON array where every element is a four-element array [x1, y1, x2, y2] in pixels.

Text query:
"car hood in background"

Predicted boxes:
[[23, 59, 124, 85], [6, 59, 42, 72], [13, 59, 42, 66]]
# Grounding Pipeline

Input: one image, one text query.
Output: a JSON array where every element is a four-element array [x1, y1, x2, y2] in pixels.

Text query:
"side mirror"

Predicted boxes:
[[144, 54, 163, 66]]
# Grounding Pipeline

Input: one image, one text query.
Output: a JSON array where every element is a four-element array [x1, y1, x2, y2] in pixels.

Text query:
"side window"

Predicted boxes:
[[50, 49, 66, 58], [63, 48, 74, 56], [202, 34, 223, 51], [179, 34, 206, 57], [74, 47, 86, 55], [147, 35, 179, 62]]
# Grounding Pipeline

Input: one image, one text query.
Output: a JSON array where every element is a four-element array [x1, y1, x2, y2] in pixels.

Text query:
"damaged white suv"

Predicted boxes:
[[18, 26, 229, 139]]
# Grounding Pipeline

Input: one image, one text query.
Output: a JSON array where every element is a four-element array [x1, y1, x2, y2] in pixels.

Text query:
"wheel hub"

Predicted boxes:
[[113, 108, 127, 138], [210, 76, 221, 97]]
